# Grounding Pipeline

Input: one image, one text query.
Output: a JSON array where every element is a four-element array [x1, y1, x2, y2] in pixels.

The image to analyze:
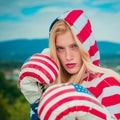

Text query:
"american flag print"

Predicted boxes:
[[18, 53, 59, 104], [19, 53, 59, 84], [38, 83, 115, 120], [30, 102, 40, 120]]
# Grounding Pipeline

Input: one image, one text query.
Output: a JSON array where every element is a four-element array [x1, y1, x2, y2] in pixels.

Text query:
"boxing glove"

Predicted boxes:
[[38, 83, 116, 120], [18, 48, 59, 104]]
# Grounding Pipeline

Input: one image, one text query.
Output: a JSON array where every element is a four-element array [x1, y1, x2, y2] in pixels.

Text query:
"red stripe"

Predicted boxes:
[[56, 106, 90, 120], [55, 106, 106, 120], [29, 58, 58, 78], [83, 73, 99, 82], [88, 41, 98, 57], [88, 107, 107, 119], [93, 60, 100, 66], [42, 96, 104, 120], [102, 94, 120, 106], [65, 10, 83, 26], [33, 54, 59, 69], [104, 77, 120, 85], [19, 72, 47, 84], [88, 76, 120, 98], [20, 63, 54, 83], [115, 113, 120, 120], [77, 20, 91, 43]]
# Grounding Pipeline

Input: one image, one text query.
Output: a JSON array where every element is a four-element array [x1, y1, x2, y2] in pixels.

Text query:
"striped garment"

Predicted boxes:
[[38, 83, 115, 120], [19, 53, 59, 104], [19, 53, 59, 84], [19, 9, 120, 120], [49, 9, 120, 119], [82, 74, 120, 119]]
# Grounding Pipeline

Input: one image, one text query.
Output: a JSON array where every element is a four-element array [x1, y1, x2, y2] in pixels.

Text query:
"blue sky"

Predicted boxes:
[[0, 0, 120, 43]]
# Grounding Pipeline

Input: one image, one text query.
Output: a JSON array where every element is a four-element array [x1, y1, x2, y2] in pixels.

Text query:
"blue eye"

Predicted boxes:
[[72, 44, 78, 48], [56, 47, 64, 51]]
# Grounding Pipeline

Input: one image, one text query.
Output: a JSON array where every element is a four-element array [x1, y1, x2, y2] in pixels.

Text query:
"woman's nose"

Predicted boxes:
[[66, 49, 73, 60]]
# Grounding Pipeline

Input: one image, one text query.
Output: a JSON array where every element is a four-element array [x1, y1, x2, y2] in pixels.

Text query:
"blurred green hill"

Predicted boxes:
[[0, 39, 120, 62]]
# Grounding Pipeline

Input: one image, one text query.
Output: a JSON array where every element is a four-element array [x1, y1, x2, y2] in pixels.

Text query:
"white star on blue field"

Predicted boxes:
[[0, 0, 120, 43]]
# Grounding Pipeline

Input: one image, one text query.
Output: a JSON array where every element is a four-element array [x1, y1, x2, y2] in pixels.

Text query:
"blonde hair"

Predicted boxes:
[[49, 20, 120, 84]]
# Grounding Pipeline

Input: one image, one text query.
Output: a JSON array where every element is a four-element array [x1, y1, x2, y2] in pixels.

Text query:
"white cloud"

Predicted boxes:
[[0, 20, 49, 41], [0, 0, 120, 43], [92, 0, 120, 5], [87, 9, 120, 42]]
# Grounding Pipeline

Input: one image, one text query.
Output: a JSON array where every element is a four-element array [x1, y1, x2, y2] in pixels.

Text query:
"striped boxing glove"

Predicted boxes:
[[38, 83, 116, 120], [18, 48, 59, 104]]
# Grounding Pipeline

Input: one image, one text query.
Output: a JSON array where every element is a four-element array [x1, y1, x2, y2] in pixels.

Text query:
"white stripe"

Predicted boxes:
[[21, 61, 56, 81], [58, 11, 71, 20], [82, 33, 95, 51], [71, 13, 88, 35], [62, 112, 102, 120], [59, 11, 88, 36], [20, 68, 50, 83], [82, 33, 100, 63], [63, 116, 76, 120], [98, 86, 120, 102], [91, 51, 100, 63], [107, 103, 120, 115], [30, 56, 59, 73], [41, 48, 50, 55], [81, 74, 109, 88]]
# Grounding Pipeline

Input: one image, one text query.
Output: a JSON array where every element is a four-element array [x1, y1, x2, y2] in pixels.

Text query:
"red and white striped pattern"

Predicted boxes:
[[18, 53, 59, 103], [84, 74, 120, 120], [58, 10, 100, 66], [38, 83, 113, 120], [19, 53, 59, 84]]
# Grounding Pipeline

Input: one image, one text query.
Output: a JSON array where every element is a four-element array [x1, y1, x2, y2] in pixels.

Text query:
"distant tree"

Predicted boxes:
[[0, 70, 21, 103], [0, 61, 22, 71], [0, 70, 6, 91], [0, 93, 10, 120], [0, 70, 30, 120], [8, 96, 30, 120]]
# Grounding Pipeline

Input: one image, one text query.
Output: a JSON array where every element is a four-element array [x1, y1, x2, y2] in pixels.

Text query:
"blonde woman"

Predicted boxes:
[[49, 9, 120, 119], [19, 9, 120, 120]]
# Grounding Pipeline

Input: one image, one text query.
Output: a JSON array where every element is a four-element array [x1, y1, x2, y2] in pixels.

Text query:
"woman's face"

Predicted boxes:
[[56, 29, 83, 74]]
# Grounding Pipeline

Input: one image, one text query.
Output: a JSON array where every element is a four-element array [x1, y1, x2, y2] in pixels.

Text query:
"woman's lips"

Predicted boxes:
[[66, 63, 76, 68]]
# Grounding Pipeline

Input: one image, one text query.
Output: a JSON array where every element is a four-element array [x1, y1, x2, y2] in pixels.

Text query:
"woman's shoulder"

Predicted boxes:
[[85, 73, 120, 99], [97, 73, 120, 86], [82, 73, 120, 88]]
